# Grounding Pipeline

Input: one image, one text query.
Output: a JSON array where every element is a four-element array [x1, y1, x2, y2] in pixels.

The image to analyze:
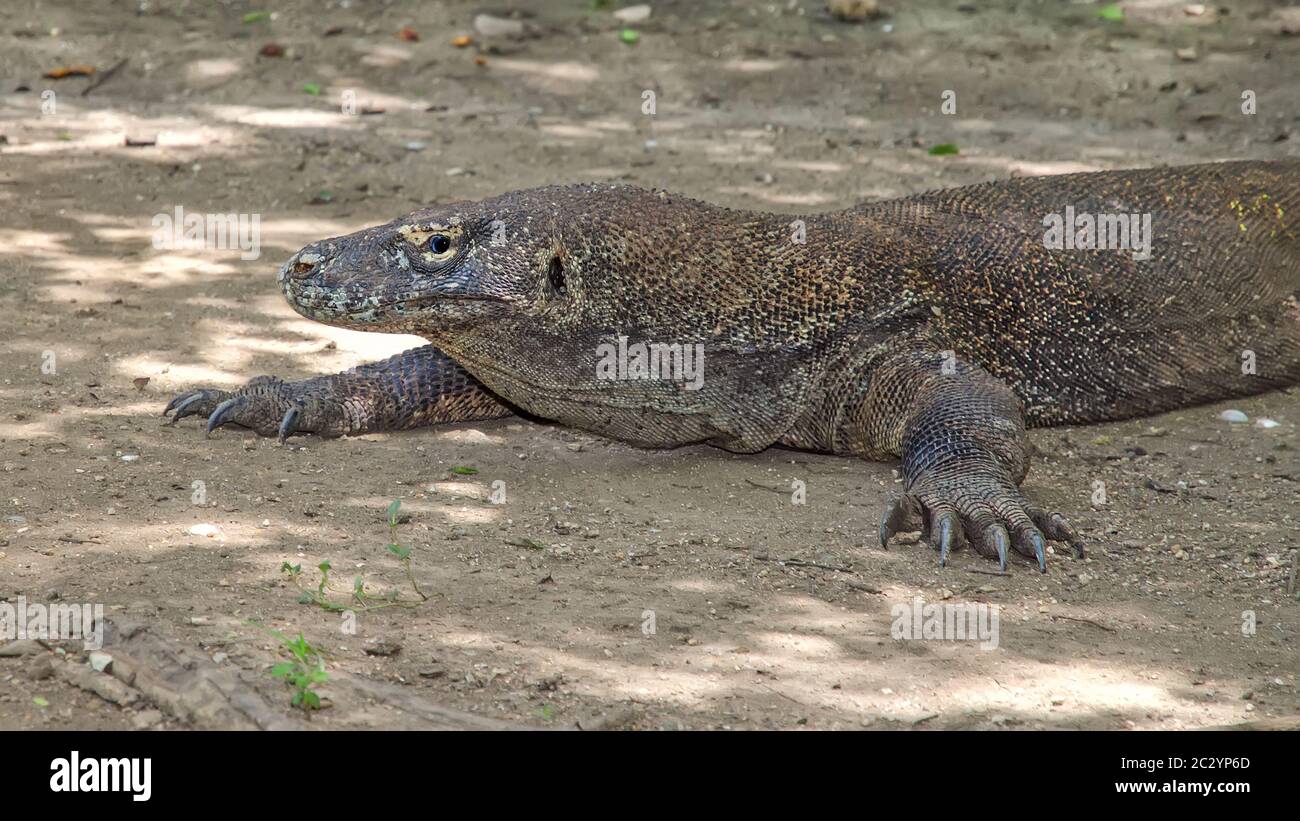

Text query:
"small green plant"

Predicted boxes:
[[280, 499, 429, 612], [252, 622, 328, 712]]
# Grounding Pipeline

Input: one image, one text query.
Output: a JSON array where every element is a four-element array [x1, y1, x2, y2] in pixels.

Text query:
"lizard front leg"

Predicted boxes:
[[850, 344, 1084, 572], [164, 344, 511, 441]]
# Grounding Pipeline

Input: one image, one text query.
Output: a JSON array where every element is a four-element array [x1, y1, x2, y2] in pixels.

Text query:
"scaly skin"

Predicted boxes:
[[167, 160, 1300, 572]]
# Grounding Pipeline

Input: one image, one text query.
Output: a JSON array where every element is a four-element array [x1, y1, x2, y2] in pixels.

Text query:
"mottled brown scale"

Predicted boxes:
[[167, 160, 1300, 571]]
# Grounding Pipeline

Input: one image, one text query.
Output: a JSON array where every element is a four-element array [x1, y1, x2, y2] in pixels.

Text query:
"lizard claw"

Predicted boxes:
[[206, 397, 244, 435], [164, 377, 348, 440], [878, 494, 918, 550], [981, 524, 1010, 572], [166, 390, 228, 424], [878, 470, 1083, 573], [277, 405, 302, 443], [167, 393, 205, 423]]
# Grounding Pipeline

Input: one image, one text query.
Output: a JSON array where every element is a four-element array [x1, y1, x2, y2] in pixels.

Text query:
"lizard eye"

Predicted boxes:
[[428, 234, 452, 255]]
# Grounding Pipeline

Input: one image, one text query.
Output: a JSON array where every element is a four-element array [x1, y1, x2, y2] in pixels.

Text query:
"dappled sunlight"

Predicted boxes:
[[204, 104, 364, 131], [434, 428, 510, 447], [750, 630, 845, 659], [184, 58, 243, 85], [2, 0, 1295, 732], [714, 185, 837, 206], [668, 578, 735, 594], [489, 59, 600, 94], [341, 494, 501, 525], [0, 104, 248, 158], [720, 58, 785, 73]]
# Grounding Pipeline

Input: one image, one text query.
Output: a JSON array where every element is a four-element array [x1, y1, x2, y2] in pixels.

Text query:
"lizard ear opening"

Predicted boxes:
[[547, 254, 567, 295]]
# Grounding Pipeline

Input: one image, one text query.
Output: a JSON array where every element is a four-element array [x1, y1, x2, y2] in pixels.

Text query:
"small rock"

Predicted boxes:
[[0, 639, 45, 657], [474, 14, 525, 38], [131, 709, 164, 729], [3, 515, 27, 526], [1175, 47, 1198, 62], [88, 651, 113, 673], [613, 4, 652, 23], [1255, 418, 1280, 429], [188, 523, 222, 538], [828, 0, 883, 22], [26, 655, 54, 681], [1219, 409, 1248, 423], [364, 640, 401, 657]]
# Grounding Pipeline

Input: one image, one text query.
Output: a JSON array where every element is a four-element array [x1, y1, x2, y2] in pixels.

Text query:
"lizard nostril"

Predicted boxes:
[[293, 262, 314, 275]]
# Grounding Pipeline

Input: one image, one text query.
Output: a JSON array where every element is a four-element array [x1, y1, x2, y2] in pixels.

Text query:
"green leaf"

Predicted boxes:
[[928, 143, 959, 156], [33, 696, 49, 707], [318, 561, 331, 573], [448, 466, 478, 475], [270, 662, 295, 678], [387, 499, 401, 522], [302, 83, 323, 96], [297, 592, 314, 605], [619, 28, 640, 44], [388, 544, 412, 559], [1097, 4, 1124, 21], [303, 691, 321, 710], [242, 11, 270, 24]]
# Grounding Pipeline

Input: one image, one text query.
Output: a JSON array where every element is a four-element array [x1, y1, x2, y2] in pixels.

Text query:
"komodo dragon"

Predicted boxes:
[[165, 160, 1300, 572]]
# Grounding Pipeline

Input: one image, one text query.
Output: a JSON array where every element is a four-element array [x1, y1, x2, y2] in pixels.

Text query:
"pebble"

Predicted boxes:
[[1254, 418, 1280, 429], [131, 709, 164, 729], [1219, 409, 1248, 423], [188, 523, 222, 538], [828, 0, 883, 21], [613, 4, 652, 23], [474, 14, 525, 38]]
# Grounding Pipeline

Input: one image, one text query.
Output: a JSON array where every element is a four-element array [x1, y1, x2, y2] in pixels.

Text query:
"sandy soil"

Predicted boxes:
[[0, 0, 1297, 730]]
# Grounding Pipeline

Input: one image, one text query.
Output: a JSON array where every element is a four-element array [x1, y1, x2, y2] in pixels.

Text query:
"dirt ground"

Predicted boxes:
[[1, 0, 1298, 730]]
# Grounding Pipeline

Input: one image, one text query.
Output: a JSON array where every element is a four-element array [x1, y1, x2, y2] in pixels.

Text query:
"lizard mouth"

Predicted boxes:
[[287, 286, 511, 328]]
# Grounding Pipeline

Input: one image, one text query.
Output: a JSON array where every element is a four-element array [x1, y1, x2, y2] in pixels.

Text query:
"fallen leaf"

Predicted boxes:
[[43, 65, 96, 79], [398, 26, 420, 41]]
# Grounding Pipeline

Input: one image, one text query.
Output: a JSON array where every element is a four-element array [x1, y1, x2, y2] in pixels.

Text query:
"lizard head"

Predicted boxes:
[[277, 193, 551, 333]]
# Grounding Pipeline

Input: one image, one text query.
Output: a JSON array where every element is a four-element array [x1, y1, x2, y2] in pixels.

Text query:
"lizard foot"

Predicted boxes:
[[164, 376, 346, 442], [878, 472, 1084, 572]]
